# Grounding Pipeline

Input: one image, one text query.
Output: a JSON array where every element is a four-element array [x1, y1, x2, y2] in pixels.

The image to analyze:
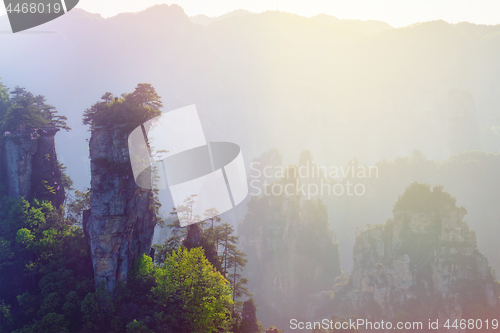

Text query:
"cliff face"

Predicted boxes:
[[84, 127, 156, 291], [3, 128, 65, 207], [333, 185, 499, 332], [239, 175, 342, 329]]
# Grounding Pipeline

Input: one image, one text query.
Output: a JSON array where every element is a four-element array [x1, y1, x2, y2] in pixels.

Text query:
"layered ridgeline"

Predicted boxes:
[[82, 84, 162, 291], [239, 151, 342, 330], [3, 7, 500, 194], [325, 183, 500, 332]]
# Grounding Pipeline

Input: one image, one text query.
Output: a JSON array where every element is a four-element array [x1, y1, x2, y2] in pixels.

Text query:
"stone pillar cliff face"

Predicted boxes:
[[31, 128, 65, 207], [85, 127, 156, 291], [335, 205, 498, 321], [3, 129, 65, 207], [4, 136, 38, 199]]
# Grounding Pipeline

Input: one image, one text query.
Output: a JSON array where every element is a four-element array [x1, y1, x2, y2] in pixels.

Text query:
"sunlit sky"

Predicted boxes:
[[1, 0, 500, 27]]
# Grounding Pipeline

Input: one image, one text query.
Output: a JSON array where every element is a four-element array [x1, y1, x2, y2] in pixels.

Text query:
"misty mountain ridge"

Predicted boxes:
[[1, 5, 500, 194], [2, 5, 500, 331], [1, 4, 500, 265]]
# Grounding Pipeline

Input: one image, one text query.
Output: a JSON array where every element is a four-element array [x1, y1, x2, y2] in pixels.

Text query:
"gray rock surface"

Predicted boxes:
[[5, 137, 38, 200], [3, 128, 65, 207], [333, 205, 499, 332], [239, 178, 342, 329], [84, 127, 156, 291]]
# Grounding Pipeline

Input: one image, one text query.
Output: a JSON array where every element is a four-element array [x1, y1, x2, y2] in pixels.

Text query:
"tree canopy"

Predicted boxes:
[[154, 247, 233, 332], [0, 86, 70, 134], [82, 83, 162, 129]]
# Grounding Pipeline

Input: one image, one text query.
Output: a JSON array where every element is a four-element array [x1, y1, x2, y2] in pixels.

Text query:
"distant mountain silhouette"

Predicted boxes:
[[0, 3, 499, 217], [310, 14, 393, 34], [190, 9, 252, 26], [2, 7, 500, 330]]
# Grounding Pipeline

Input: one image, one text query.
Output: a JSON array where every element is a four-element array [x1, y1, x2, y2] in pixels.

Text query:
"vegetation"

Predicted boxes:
[[0, 82, 258, 332], [154, 248, 233, 332], [0, 81, 89, 332], [0, 198, 94, 333], [65, 189, 91, 225], [82, 83, 162, 130], [77, 249, 234, 333], [393, 182, 457, 214], [0, 81, 70, 208], [1, 86, 70, 135], [0, 80, 9, 121], [154, 202, 252, 310]]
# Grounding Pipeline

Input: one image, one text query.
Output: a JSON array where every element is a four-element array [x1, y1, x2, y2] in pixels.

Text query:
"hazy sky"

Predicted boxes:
[[1, 0, 500, 27]]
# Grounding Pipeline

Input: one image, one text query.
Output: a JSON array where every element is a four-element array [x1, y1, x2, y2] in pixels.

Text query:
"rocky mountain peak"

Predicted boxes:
[[332, 183, 499, 330], [83, 126, 156, 291]]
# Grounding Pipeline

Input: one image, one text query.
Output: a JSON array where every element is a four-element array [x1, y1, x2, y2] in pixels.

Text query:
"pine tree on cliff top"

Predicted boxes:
[[82, 83, 162, 128], [1, 86, 70, 134]]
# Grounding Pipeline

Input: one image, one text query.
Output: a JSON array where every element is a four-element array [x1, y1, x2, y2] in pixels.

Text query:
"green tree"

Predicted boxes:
[[219, 223, 239, 277], [66, 189, 91, 225], [0, 79, 9, 121], [227, 247, 251, 303], [82, 83, 162, 129], [0, 198, 93, 333], [153, 247, 233, 333], [155, 207, 251, 307], [1, 86, 69, 133], [240, 299, 263, 333]]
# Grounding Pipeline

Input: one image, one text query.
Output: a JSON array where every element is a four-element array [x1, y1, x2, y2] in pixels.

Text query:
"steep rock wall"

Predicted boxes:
[[239, 176, 342, 329], [84, 127, 156, 291], [4, 136, 37, 199], [2, 128, 64, 207], [332, 203, 499, 332], [31, 128, 65, 207]]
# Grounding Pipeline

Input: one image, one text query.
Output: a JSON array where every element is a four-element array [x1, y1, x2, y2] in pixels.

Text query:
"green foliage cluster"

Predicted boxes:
[[392, 183, 458, 294], [0, 85, 70, 135], [0, 210, 242, 333], [65, 189, 91, 225], [0, 81, 9, 120], [79, 249, 234, 333], [393, 182, 457, 214], [1, 209, 240, 333], [0, 198, 94, 333], [155, 199, 252, 308], [0, 80, 71, 208], [154, 248, 233, 332], [0, 83, 257, 333], [82, 84, 162, 129]]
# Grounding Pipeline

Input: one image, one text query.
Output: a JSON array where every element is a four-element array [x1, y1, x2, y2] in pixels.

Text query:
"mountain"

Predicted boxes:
[[2, 7, 500, 330], [1, 6, 500, 195], [310, 14, 393, 34], [239, 159, 342, 329], [327, 183, 499, 331], [83, 125, 156, 291], [190, 9, 252, 26]]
